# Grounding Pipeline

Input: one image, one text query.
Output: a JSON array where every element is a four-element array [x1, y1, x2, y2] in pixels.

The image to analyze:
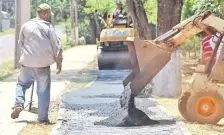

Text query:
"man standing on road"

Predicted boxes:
[[11, 3, 63, 124]]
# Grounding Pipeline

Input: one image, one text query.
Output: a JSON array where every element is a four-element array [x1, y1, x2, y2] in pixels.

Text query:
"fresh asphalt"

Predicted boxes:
[[50, 70, 191, 135]]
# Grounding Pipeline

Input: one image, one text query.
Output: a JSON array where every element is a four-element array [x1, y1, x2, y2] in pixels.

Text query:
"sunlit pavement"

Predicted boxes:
[[0, 45, 97, 135]]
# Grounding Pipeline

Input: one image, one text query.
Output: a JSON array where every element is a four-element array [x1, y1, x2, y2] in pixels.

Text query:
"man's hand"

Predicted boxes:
[[56, 62, 62, 74]]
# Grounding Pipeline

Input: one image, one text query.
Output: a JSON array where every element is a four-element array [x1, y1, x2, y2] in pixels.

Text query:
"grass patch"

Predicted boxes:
[[60, 34, 72, 51], [64, 58, 97, 93], [65, 73, 96, 93], [0, 60, 16, 80], [19, 59, 97, 135], [0, 28, 15, 36]]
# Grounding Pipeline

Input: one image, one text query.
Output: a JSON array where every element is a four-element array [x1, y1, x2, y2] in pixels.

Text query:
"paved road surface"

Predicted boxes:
[[50, 70, 191, 135], [0, 26, 64, 64], [0, 35, 14, 63]]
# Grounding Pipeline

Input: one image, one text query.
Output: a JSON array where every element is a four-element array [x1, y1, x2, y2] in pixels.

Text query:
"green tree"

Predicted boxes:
[[143, 0, 157, 24], [31, 0, 69, 23], [181, 0, 197, 20], [195, 0, 224, 18], [182, 0, 224, 20], [78, 0, 158, 43], [126, 0, 153, 39], [84, 0, 114, 15]]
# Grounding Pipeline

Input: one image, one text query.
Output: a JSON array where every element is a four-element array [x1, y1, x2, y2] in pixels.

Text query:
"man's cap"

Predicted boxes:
[[37, 3, 51, 12], [115, 0, 122, 5]]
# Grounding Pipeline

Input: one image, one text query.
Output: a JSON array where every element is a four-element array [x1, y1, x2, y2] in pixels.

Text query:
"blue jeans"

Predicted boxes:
[[14, 66, 51, 121]]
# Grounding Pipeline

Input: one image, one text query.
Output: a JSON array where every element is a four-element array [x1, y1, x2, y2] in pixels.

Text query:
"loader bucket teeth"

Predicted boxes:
[[124, 37, 171, 96]]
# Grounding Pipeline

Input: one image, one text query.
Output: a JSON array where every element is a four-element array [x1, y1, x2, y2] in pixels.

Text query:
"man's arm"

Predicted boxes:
[[121, 9, 128, 18], [18, 25, 25, 47], [49, 25, 63, 74], [122, 9, 128, 16]]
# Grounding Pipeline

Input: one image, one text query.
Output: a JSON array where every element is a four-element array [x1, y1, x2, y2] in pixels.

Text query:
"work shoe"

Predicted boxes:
[[39, 119, 51, 125], [11, 107, 23, 119]]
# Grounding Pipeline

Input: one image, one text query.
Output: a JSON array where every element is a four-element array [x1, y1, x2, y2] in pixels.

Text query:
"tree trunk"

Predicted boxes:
[[93, 12, 101, 39], [89, 17, 97, 44], [157, 0, 183, 36], [153, 0, 183, 97], [126, 0, 153, 40], [126, 0, 154, 96]]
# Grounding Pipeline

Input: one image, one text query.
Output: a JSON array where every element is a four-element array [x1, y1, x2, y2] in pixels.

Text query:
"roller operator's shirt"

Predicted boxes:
[[112, 8, 127, 19], [210, 33, 224, 60], [18, 18, 63, 68]]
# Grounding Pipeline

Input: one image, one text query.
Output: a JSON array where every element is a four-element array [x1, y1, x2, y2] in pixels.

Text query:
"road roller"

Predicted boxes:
[[97, 13, 138, 70]]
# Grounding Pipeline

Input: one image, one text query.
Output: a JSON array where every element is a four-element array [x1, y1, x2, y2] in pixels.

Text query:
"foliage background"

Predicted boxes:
[[31, 0, 224, 53]]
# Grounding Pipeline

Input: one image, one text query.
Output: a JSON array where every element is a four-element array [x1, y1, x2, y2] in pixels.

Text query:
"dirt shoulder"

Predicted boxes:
[[156, 57, 224, 135]]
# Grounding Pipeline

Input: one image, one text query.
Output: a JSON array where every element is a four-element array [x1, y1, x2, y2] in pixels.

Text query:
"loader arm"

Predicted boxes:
[[124, 11, 224, 96], [152, 11, 224, 51]]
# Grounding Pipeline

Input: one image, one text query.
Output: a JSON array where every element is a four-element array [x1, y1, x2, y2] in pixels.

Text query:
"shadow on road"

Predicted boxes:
[[0, 69, 98, 82]]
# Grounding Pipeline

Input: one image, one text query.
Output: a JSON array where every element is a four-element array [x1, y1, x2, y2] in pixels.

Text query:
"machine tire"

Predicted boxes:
[[97, 48, 109, 70], [178, 92, 191, 121], [97, 46, 131, 70], [186, 91, 224, 124], [97, 56, 109, 70], [98, 60, 109, 70]]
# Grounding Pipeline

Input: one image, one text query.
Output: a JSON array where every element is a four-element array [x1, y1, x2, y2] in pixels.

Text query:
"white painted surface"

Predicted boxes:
[[153, 49, 181, 97]]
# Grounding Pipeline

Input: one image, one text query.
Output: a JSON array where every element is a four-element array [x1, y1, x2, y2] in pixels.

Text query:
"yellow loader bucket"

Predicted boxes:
[[123, 37, 171, 96]]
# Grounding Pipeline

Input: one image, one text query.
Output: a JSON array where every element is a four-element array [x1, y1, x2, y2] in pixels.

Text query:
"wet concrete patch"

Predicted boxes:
[[51, 70, 191, 135]]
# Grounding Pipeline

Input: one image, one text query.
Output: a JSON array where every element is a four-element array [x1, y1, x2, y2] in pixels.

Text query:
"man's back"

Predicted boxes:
[[19, 19, 59, 68]]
